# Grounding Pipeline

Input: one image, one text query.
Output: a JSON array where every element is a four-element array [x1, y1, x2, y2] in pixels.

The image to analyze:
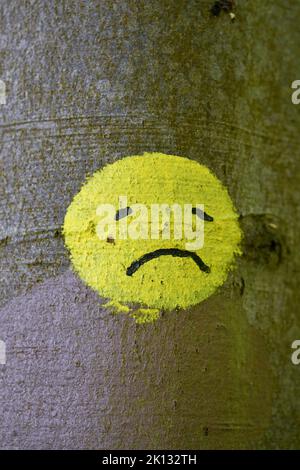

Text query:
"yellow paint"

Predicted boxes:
[[104, 300, 131, 314], [63, 153, 242, 320], [104, 300, 159, 323], [130, 308, 160, 324]]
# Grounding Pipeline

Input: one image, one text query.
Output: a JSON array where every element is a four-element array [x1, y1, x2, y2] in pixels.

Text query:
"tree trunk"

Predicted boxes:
[[0, 0, 299, 449]]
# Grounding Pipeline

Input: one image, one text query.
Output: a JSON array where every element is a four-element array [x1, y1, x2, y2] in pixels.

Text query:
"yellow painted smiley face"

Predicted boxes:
[[63, 153, 242, 320]]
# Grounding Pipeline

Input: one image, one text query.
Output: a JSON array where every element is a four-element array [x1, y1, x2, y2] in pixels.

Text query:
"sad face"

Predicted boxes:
[[63, 153, 241, 311]]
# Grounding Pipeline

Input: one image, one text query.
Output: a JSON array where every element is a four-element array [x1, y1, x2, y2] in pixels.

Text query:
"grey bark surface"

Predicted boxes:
[[0, 0, 300, 449]]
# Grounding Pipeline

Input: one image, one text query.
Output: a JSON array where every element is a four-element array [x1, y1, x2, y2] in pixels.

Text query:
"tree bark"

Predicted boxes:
[[0, 0, 300, 449]]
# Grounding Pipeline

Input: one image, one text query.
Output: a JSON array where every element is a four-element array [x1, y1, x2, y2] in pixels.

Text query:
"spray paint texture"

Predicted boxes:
[[63, 153, 242, 322]]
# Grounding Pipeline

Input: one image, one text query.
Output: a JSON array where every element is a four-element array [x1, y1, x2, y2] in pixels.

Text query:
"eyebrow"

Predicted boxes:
[[115, 206, 133, 221], [192, 207, 214, 222]]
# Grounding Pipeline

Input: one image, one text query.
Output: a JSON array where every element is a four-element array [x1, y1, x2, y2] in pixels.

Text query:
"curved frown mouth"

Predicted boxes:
[[126, 248, 210, 276]]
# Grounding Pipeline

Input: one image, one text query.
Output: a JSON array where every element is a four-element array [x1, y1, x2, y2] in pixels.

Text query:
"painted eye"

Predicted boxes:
[[115, 206, 133, 221], [192, 207, 214, 222]]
